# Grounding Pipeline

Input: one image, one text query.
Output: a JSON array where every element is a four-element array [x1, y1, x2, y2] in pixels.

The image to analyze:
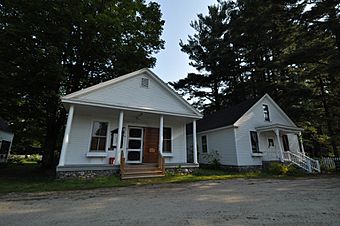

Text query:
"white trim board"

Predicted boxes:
[[62, 68, 202, 118]]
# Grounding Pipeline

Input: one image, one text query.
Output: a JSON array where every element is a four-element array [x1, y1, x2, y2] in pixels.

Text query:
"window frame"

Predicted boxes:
[[141, 77, 149, 88], [268, 138, 274, 147], [282, 134, 290, 152], [162, 127, 172, 153], [250, 131, 260, 153], [263, 104, 270, 121], [89, 121, 110, 152], [201, 135, 208, 153]]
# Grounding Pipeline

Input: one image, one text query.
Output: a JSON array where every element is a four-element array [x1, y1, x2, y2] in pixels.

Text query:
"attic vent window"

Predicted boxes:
[[141, 78, 149, 88]]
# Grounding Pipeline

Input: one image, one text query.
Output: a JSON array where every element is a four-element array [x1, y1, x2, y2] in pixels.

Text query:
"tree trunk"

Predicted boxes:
[[318, 76, 339, 157]]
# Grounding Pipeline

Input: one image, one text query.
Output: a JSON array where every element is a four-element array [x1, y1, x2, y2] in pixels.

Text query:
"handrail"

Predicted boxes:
[[283, 151, 320, 173], [158, 152, 165, 175], [120, 150, 125, 175]]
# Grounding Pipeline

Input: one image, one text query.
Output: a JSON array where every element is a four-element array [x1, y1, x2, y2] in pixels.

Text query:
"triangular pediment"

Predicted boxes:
[[63, 69, 202, 118]]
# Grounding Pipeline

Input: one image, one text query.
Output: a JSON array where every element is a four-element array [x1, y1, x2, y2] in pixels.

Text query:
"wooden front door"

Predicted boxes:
[[143, 128, 159, 163]]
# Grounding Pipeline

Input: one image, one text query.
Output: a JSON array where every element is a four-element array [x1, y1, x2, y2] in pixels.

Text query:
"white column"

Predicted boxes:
[[275, 129, 284, 162], [298, 132, 305, 155], [116, 110, 124, 165], [159, 115, 164, 154], [193, 120, 198, 164], [59, 105, 75, 166]]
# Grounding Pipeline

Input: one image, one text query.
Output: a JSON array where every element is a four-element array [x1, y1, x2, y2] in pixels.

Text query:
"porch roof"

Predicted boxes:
[[255, 123, 303, 133]]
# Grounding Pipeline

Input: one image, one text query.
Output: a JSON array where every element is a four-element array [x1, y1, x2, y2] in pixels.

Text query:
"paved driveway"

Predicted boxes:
[[0, 177, 339, 226]]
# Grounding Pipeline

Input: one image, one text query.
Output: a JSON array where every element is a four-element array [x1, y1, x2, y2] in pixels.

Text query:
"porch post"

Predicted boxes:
[[59, 105, 75, 166], [193, 120, 198, 164], [275, 129, 284, 162], [159, 115, 164, 154], [298, 132, 305, 155], [116, 110, 124, 165]]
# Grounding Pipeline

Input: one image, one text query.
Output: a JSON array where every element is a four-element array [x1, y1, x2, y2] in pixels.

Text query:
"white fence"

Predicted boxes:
[[319, 157, 340, 169]]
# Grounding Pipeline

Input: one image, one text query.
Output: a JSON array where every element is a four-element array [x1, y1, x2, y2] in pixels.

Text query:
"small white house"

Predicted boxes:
[[0, 118, 14, 163], [57, 69, 202, 178], [192, 94, 320, 172]]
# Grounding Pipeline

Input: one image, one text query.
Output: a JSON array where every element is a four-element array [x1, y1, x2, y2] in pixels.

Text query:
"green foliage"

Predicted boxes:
[[267, 162, 289, 175], [7, 154, 42, 165], [266, 162, 306, 176], [173, 0, 340, 156], [0, 0, 165, 167], [203, 150, 221, 169]]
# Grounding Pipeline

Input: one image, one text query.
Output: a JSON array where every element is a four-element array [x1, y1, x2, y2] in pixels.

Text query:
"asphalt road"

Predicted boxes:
[[1, 177, 340, 226]]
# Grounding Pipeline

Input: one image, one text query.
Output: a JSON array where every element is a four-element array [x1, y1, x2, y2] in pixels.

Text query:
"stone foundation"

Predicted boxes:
[[57, 169, 118, 180], [200, 164, 262, 172], [165, 167, 198, 175]]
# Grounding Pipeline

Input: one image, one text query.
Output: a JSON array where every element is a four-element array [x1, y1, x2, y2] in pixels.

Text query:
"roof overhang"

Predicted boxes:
[[63, 99, 202, 119], [256, 124, 303, 133]]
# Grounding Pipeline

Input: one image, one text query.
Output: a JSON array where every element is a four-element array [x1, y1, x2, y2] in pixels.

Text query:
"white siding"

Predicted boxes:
[[235, 96, 297, 166], [64, 109, 187, 166], [65, 112, 113, 165], [73, 72, 195, 116], [197, 128, 238, 165]]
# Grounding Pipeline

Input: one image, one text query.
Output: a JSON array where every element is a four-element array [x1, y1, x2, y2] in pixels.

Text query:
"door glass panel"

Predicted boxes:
[[129, 128, 142, 138], [129, 140, 141, 149], [128, 151, 140, 161]]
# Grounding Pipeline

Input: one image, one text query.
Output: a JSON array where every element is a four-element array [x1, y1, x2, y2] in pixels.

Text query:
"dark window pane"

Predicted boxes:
[[268, 139, 274, 147], [90, 137, 98, 150], [263, 104, 270, 121], [129, 140, 141, 149], [163, 140, 172, 153], [250, 131, 259, 153], [282, 135, 289, 151], [202, 136, 207, 153], [128, 151, 140, 161], [0, 141, 11, 154], [129, 128, 142, 138], [163, 128, 171, 139], [98, 138, 106, 150], [93, 122, 108, 136]]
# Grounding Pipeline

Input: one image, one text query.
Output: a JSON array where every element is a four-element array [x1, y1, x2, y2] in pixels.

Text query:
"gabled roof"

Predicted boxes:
[[196, 97, 261, 132], [0, 117, 12, 133], [196, 94, 298, 133], [62, 68, 203, 118]]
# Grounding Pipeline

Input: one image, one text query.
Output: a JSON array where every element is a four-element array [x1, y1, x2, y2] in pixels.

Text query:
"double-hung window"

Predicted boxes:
[[163, 128, 172, 153], [263, 104, 270, 121], [201, 136, 208, 153], [90, 121, 108, 152], [250, 131, 260, 153]]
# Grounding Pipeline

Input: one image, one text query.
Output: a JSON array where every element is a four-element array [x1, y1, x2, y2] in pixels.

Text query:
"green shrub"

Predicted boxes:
[[203, 150, 221, 170], [267, 162, 288, 175], [285, 164, 307, 176], [266, 162, 307, 176]]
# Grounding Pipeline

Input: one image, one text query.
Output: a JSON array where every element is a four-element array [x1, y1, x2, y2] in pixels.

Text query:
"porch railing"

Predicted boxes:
[[283, 151, 320, 173], [120, 150, 125, 175], [158, 152, 165, 175]]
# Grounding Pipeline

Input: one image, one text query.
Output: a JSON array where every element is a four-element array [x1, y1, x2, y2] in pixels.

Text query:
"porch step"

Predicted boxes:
[[121, 173, 165, 180], [121, 163, 165, 179]]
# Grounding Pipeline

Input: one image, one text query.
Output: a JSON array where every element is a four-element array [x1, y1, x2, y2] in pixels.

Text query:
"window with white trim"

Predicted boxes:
[[201, 135, 208, 153], [250, 131, 260, 153], [90, 121, 108, 152], [163, 127, 172, 153], [141, 78, 149, 88], [263, 104, 270, 121]]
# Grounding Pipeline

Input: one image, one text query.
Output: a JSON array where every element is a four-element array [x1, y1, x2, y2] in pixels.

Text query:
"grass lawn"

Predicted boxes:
[[0, 162, 317, 194]]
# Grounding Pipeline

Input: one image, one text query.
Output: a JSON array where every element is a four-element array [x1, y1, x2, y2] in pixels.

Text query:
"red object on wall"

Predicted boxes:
[[109, 157, 115, 165]]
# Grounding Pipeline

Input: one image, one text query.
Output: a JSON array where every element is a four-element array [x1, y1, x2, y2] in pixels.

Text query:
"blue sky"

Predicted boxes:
[[147, 0, 217, 82]]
